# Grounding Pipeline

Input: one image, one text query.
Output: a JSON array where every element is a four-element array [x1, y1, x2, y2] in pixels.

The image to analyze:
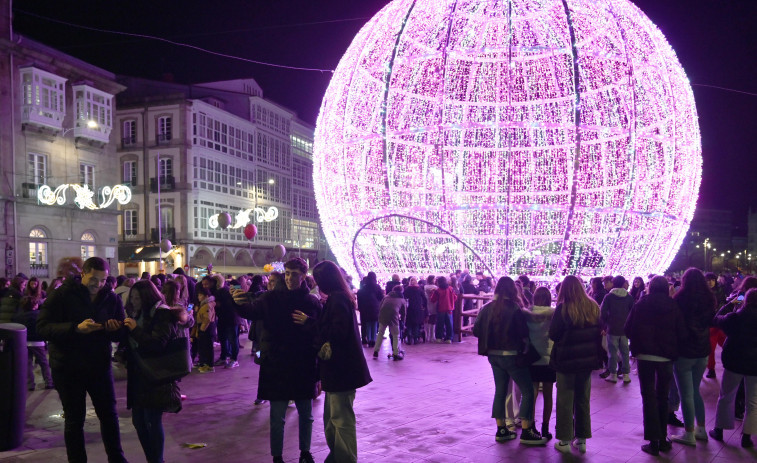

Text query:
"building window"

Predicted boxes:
[[72, 84, 113, 142], [19, 67, 66, 129], [158, 158, 173, 180], [28, 153, 46, 185], [123, 161, 137, 186], [29, 228, 48, 269], [124, 210, 138, 236], [80, 163, 95, 189], [81, 232, 95, 259], [122, 119, 137, 146], [158, 116, 172, 143]]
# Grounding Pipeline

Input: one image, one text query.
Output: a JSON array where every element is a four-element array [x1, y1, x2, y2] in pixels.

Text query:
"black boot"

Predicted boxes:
[[743, 434, 754, 448], [641, 440, 659, 456]]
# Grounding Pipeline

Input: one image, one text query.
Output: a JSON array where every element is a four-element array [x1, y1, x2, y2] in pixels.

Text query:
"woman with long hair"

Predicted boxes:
[[525, 286, 556, 440], [549, 275, 603, 454], [473, 277, 547, 445], [295, 261, 371, 463], [630, 277, 645, 302], [25, 276, 46, 301], [123, 280, 182, 463], [670, 267, 716, 446]]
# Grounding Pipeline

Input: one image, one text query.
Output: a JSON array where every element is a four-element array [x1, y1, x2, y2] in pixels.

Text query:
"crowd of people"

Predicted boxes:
[[2, 260, 755, 461]]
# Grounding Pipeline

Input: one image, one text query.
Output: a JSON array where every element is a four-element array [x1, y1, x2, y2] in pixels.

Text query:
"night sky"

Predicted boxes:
[[12, 0, 757, 228]]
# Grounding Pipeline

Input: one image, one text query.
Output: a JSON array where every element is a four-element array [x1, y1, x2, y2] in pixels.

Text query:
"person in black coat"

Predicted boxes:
[[14, 296, 54, 390], [123, 280, 183, 463], [549, 276, 603, 454], [625, 276, 686, 455], [709, 288, 757, 448], [203, 274, 240, 368], [232, 258, 322, 463], [404, 277, 427, 345], [37, 257, 128, 463], [296, 261, 372, 463], [356, 272, 383, 347]]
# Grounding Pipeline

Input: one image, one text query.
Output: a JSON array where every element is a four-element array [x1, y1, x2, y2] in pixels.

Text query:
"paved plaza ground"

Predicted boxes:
[[1, 335, 755, 463]]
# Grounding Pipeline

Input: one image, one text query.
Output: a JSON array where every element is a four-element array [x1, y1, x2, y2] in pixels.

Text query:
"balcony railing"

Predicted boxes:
[[151, 227, 175, 243], [30, 263, 49, 278], [122, 137, 137, 148], [157, 133, 172, 145], [149, 176, 175, 192]]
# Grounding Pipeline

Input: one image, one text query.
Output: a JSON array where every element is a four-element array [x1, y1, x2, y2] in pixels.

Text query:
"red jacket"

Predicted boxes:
[[431, 287, 457, 314]]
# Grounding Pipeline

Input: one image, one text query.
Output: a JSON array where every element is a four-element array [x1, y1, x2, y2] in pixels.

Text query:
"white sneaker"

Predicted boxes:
[[623, 374, 631, 383], [572, 439, 586, 454], [554, 441, 571, 453], [605, 373, 618, 383], [671, 433, 696, 446], [695, 426, 708, 441]]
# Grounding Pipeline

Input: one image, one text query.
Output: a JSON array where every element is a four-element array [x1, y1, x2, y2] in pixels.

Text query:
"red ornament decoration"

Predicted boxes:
[[244, 223, 258, 240]]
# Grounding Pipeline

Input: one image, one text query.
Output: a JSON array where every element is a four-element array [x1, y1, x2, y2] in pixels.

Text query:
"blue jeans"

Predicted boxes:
[[608, 335, 630, 374], [269, 399, 313, 457], [673, 356, 708, 428], [132, 406, 164, 463], [219, 324, 239, 361], [324, 391, 357, 463], [361, 321, 377, 344], [435, 313, 453, 341], [487, 355, 535, 421]]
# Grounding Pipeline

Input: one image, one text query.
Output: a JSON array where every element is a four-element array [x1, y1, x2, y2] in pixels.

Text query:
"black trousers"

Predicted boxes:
[[51, 367, 128, 463], [638, 359, 673, 441]]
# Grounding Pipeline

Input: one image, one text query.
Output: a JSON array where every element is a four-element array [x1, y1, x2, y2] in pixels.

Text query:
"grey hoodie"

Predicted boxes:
[[525, 305, 555, 365], [600, 288, 634, 336]]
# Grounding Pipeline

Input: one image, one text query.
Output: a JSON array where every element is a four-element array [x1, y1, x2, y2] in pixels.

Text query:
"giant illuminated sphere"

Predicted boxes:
[[313, 0, 701, 281]]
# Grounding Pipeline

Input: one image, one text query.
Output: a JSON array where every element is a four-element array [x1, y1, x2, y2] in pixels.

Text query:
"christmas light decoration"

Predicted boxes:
[[208, 207, 279, 229], [37, 184, 132, 210], [313, 0, 701, 281]]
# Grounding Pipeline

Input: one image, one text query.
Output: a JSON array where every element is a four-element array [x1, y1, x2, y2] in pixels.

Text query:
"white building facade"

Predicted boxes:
[[0, 20, 125, 279], [115, 77, 325, 277]]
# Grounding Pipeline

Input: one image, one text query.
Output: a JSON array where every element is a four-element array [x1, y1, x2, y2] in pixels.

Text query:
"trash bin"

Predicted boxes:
[[0, 323, 27, 451]]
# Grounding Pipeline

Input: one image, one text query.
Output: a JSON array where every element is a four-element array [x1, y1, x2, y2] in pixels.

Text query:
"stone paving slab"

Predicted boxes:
[[2, 337, 756, 462]]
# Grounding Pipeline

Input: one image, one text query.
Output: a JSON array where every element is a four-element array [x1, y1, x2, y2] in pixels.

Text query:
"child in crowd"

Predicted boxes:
[[193, 286, 217, 373]]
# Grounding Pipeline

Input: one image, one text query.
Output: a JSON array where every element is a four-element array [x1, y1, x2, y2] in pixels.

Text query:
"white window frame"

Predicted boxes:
[[123, 160, 137, 186], [20, 67, 66, 128], [29, 228, 48, 266], [158, 158, 173, 180], [124, 210, 138, 236], [158, 116, 172, 143], [28, 153, 47, 185], [81, 232, 96, 259], [122, 119, 137, 146], [80, 163, 95, 189]]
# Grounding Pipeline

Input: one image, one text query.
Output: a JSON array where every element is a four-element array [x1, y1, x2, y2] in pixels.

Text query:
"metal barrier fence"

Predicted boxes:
[[455, 293, 494, 341]]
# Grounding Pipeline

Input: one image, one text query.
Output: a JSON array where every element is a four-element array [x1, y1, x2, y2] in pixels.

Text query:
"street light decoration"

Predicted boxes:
[[37, 183, 132, 210], [313, 0, 701, 281]]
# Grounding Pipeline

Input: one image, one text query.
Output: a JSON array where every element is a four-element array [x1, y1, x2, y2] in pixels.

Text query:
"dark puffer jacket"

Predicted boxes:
[[37, 279, 125, 371], [548, 303, 603, 373], [234, 287, 322, 401], [624, 292, 686, 360], [713, 302, 757, 376], [126, 304, 182, 412], [600, 288, 634, 336], [357, 280, 383, 323], [0, 287, 23, 323], [404, 285, 427, 327], [674, 290, 716, 358], [473, 300, 529, 355]]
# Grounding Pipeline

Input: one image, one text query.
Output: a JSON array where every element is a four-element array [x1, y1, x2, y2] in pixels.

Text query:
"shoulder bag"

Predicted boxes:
[[129, 334, 191, 385]]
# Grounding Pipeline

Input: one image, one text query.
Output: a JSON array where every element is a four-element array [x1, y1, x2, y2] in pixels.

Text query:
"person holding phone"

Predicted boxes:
[[37, 257, 129, 463]]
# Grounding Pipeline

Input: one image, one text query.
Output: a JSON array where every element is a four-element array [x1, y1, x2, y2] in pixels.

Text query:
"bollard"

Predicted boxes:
[[0, 323, 27, 451]]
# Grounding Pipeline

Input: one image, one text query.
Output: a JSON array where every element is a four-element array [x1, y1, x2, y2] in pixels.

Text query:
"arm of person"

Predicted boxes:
[[37, 288, 102, 339], [548, 305, 566, 342], [232, 289, 266, 320]]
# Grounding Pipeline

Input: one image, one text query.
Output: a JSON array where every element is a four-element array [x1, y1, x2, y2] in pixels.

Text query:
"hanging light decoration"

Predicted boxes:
[[313, 0, 701, 281]]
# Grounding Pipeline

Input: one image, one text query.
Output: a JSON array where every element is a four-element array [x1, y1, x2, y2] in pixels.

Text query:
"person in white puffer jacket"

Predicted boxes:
[[525, 286, 556, 440]]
